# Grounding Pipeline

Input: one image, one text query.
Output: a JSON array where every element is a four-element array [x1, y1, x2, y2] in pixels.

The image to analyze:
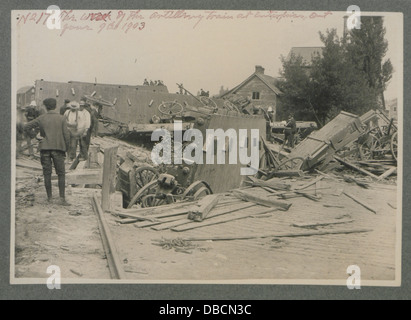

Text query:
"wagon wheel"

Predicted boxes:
[[181, 180, 213, 200], [199, 96, 218, 110], [127, 180, 159, 209], [140, 194, 173, 208], [223, 100, 240, 113], [358, 134, 381, 160], [276, 157, 305, 171], [158, 101, 184, 116], [391, 131, 398, 161], [134, 166, 158, 190]]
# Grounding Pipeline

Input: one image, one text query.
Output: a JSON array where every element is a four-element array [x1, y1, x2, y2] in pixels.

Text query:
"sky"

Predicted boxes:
[[12, 9, 402, 101]]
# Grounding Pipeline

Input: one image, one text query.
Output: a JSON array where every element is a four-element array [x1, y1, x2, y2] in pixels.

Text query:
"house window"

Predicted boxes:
[[252, 92, 260, 100]]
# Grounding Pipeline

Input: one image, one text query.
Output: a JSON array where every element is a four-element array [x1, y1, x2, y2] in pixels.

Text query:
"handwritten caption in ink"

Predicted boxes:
[[16, 10, 146, 36], [15, 10, 333, 36]]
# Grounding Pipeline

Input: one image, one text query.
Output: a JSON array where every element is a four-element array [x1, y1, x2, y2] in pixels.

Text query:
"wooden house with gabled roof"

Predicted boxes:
[[220, 65, 282, 119]]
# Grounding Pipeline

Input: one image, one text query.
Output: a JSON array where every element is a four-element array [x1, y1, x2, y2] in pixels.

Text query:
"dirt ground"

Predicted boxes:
[[13, 152, 399, 284]]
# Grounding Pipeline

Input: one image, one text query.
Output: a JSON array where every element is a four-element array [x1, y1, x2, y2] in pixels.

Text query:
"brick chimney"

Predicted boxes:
[[255, 65, 265, 75]]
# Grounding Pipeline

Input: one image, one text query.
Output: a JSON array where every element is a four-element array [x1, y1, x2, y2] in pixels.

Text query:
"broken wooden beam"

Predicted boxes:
[[334, 155, 379, 179], [187, 194, 222, 222], [182, 228, 373, 241], [231, 189, 292, 210], [343, 191, 377, 214], [101, 146, 118, 212]]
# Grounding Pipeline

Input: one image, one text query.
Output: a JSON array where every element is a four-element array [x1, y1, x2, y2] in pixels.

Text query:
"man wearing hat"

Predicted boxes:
[[64, 100, 91, 161], [59, 99, 71, 115], [24, 98, 71, 205]]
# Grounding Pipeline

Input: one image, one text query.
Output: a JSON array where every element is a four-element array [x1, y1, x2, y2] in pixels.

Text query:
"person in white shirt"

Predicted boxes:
[[64, 101, 91, 161]]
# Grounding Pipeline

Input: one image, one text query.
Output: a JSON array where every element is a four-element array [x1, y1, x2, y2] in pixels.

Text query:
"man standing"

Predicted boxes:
[[82, 99, 100, 153], [284, 113, 297, 148], [24, 98, 71, 205], [64, 101, 91, 161]]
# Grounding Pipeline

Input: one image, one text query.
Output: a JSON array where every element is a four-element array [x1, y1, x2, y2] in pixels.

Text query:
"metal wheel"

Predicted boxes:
[[127, 180, 159, 209], [181, 180, 213, 200], [391, 131, 398, 161], [140, 194, 173, 208], [158, 101, 184, 116], [223, 100, 240, 113], [276, 157, 305, 171], [199, 96, 218, 110]]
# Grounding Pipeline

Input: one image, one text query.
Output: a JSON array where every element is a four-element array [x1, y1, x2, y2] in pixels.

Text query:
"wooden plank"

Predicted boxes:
[[270, 170, 304, 177], [114, 206, 196, 220], [291, 219, 354, 228], [134, 215, 185, 228], [232, 189, 292, 210], [171, 206, 275, 232], [377, 166, 397, 181], [123, 200, 195, 215], [101, 146, 118, 211], [182, 228, 373, 241], [294, 176, 324, 191], [334, 155, 379, 179], [151, 202, 255, 231], [187, 194, 222, 222], [343, 191, 377, 214], [65, 169, 102, 185], [248, 176, 291, 191]]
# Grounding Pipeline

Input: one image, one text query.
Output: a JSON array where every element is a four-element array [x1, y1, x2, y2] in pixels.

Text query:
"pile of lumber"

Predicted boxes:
[[333, 156, 397, 181], [112, 188, 292, 232]]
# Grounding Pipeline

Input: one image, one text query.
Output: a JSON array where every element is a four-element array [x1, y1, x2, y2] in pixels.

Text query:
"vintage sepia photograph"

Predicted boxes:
[[11, 8, 402, 286]]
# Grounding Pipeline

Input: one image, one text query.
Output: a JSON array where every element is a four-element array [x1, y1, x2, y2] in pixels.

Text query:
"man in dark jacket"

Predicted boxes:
[[284, 113, 297, 148], [24, 98, 71, 206]]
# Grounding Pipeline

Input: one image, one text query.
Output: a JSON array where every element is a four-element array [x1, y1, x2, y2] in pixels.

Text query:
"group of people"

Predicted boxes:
[[143, 79, 165, 86], [22, 97, 102, 206], [61, 97, 100, 162]]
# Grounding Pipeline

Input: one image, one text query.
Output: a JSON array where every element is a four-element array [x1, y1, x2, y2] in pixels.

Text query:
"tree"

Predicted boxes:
[[345, 16, 393, 109], [278, 17, 392, 126]]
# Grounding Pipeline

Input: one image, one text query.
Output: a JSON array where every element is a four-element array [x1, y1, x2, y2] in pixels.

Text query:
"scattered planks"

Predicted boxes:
[[171, 205, 276, 232], [181, 228, 373, 242], [334, 155, 379, 179], [152, 201, 256, 231]]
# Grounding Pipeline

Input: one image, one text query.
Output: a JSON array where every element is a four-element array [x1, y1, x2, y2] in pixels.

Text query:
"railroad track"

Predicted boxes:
[[92, 194, 126, 280]]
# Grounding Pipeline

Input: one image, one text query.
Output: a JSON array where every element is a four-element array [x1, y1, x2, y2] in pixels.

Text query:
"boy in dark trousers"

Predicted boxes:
[[24, 98, 71, 206]]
